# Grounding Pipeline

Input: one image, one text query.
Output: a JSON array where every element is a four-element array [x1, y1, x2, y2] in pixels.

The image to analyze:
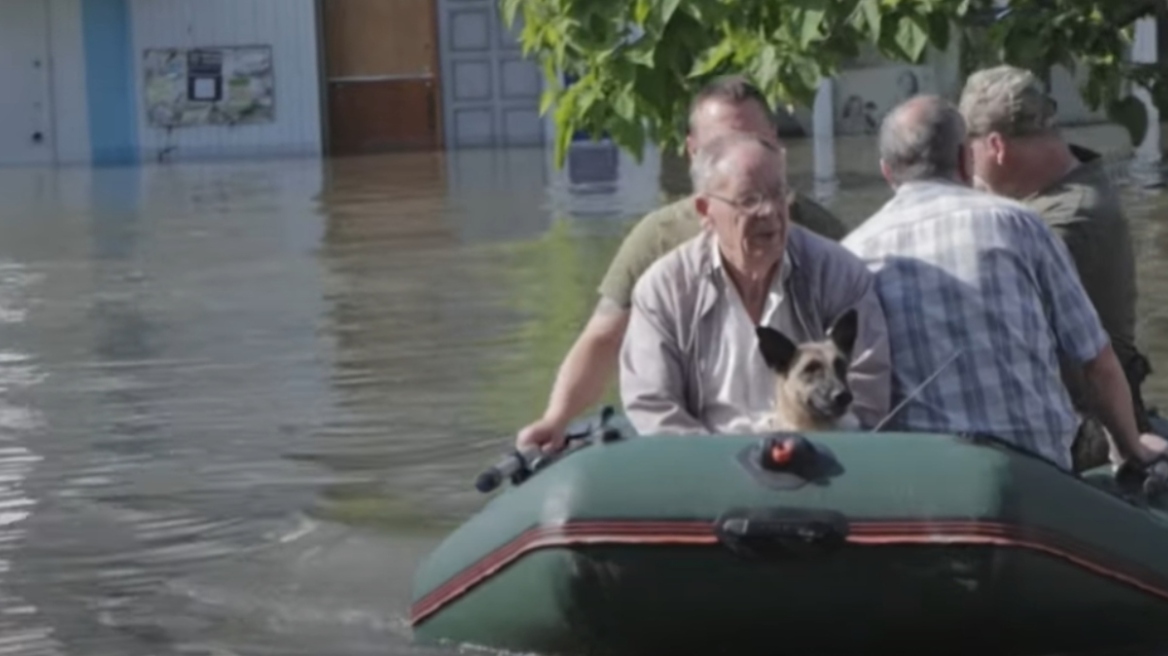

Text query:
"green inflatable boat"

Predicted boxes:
[[410, 409, 1168, 656]]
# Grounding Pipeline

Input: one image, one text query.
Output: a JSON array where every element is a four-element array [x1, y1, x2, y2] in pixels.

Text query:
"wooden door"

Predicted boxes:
[[322, 0, 442, 155]]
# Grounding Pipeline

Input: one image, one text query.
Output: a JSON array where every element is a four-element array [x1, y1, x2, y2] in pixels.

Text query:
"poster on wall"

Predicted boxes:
[[143, 45, 275, 128], [833, 65, 936, 136]]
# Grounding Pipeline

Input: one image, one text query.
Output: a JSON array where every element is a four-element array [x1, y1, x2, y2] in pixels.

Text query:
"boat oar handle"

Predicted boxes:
[[475, 406, 617, 494], [474, 446, 543, 494], [1116, 453, 1168, 500], [474, 427, 593, 494]]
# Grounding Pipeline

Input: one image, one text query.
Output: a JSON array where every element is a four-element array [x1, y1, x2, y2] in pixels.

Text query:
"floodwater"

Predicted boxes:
[[0, 133, 1164, 655]]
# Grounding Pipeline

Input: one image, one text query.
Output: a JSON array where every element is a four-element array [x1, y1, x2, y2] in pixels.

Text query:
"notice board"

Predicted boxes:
[[143, 45, 275, 128]]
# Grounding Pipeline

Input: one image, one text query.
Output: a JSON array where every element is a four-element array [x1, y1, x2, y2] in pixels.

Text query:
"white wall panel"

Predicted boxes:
[[0, 1, 53, 166], [129, 0, 323, 162], [49, 0, 91, 165]]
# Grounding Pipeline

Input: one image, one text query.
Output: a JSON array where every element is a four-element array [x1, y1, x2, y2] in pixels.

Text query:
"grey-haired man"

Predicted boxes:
[[843, 95, 1157, 474], [959, 65, 1149, 470]]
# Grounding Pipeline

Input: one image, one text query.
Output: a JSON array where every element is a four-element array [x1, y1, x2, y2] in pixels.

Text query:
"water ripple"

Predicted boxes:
[[0, 142, 1162, 655]]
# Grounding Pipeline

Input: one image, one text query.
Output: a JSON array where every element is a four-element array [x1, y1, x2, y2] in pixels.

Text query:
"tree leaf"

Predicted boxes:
[[625, 38, 657, 67], [500, 0, 523, 29], [859, 0, 882, 42], [688, 39, 735, 78], [633, 63, 674, 115], [799, 8, 827, 48], [894, 14, 930, 61], [633, 0, 652, 26], [539, 87, 559, 116], [611, 116, 647, 163], [519, 0, 1168, 170], [658, 0, 682, 29], [926, 13, 950, 52], [792, 58, 822, 100], [1107, 94, 1149, 148], [613, 89, 637, 122], [755, 44, 781, 87], [552, 88, 580, 170]]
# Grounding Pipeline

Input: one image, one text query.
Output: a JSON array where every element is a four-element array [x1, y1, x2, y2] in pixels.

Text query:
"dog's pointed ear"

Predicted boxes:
[[828, 308, 859, 356], [756, 326, 798, 373]]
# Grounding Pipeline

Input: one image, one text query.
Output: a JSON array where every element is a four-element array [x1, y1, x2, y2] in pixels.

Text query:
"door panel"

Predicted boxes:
[[323, 0, 435, 77], [322, 0, 441, 154], [437, 0, 543, 148], [327, 79, 437, 153], [0, 1, 51, 166]]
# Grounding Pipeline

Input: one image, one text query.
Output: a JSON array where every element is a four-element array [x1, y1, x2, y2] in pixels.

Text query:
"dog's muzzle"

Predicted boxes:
[[811, 389, 853, 419]]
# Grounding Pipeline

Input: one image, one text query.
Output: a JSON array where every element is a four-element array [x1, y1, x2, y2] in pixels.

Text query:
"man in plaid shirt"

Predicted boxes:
[[843, 95, 1155, 472]]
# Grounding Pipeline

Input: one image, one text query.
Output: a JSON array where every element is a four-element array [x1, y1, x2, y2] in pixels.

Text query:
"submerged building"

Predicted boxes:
[[0, 0, 544, 167], [1, 0, 1164, 168]]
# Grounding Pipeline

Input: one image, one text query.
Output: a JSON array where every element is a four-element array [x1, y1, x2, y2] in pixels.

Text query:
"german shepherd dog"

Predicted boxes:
[[755, 309, 860, 432]]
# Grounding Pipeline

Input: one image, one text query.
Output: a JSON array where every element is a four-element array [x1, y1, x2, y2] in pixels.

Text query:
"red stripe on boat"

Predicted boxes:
[[409, 519, 1168, 626]]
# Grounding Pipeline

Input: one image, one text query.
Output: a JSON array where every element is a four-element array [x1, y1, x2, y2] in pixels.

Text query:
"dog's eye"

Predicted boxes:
[[802, 361, 822, 375]]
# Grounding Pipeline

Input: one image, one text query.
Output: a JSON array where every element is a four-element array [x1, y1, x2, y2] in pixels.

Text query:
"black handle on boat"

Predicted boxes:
[[474, 447, 541, 493], [715, 507, 848, 559], [475, 406, 617, 494], [1115, 454, 1168, 501]]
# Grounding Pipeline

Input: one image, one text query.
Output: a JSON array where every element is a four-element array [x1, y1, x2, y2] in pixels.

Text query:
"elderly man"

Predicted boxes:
[[619, 133, 890, 434], [958, 65, 1149, 469], [842, 94, 1156, 473], [515, 75, 849, 451]]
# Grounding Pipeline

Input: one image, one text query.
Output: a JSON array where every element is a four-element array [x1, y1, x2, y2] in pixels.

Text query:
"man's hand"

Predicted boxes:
[[515, 416, 569, 454], [1114, 435, 1168, 496], [514, 299, 629, 454]]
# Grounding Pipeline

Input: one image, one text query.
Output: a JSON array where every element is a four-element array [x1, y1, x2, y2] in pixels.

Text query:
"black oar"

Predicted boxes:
[[475, 406, 616, 493]]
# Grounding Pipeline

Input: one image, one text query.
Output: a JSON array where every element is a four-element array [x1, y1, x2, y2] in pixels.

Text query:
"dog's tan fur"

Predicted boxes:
[[756, 309, 860, 432]]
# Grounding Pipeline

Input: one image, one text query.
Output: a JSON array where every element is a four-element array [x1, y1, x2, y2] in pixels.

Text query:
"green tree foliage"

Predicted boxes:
[[500, 0, 1167, 168]]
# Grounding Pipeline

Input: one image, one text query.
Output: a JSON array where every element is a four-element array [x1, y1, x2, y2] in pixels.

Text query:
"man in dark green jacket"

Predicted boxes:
[[960, 64, 1151, 470]]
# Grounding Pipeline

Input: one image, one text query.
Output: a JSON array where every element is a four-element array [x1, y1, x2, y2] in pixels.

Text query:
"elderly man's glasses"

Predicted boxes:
[[705, 190, 785, 216]]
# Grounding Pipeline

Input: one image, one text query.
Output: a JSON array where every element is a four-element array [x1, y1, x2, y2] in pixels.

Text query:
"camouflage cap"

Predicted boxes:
[[958, 65, 1058, 138]]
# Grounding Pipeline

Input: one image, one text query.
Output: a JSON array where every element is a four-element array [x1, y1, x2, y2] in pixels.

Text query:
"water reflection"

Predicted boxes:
[[0, 132, 1159, 655], [0, 257, 53, 655]]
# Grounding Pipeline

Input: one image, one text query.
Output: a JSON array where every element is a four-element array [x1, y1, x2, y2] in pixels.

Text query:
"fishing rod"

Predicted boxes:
[[869, 348, 964, 433]]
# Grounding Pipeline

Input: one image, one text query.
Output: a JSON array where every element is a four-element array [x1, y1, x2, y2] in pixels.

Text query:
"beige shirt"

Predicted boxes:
[[620, 227, 892, 436], [703, 240, 792, 433], [597, 193, 850, 309]]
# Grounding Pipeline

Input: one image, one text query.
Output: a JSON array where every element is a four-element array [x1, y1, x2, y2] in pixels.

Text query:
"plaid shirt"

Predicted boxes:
[[842, 180, 1108, 471]]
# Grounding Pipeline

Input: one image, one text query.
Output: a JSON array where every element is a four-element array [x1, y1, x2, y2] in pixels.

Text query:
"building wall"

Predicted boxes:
[[0, 0, 323, 167], [835, 38, 1107, 135], [0, 0, 90, 167], [52, 0, 93, 165], [128, 0, 323, 163]]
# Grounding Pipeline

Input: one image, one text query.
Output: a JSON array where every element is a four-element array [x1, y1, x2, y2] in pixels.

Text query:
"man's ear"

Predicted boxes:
[[879, 159, 897, 189], [987, 132, 1007, 165], [757, 326, 799, 373], [691, 194, 710, 220]]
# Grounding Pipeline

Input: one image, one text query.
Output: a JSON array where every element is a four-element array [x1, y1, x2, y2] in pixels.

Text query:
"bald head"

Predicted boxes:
[[687, 76, 778, 137], [879, 95, 968, 186], [684, 76, 782, 159], [690, 132, 785, 194]]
